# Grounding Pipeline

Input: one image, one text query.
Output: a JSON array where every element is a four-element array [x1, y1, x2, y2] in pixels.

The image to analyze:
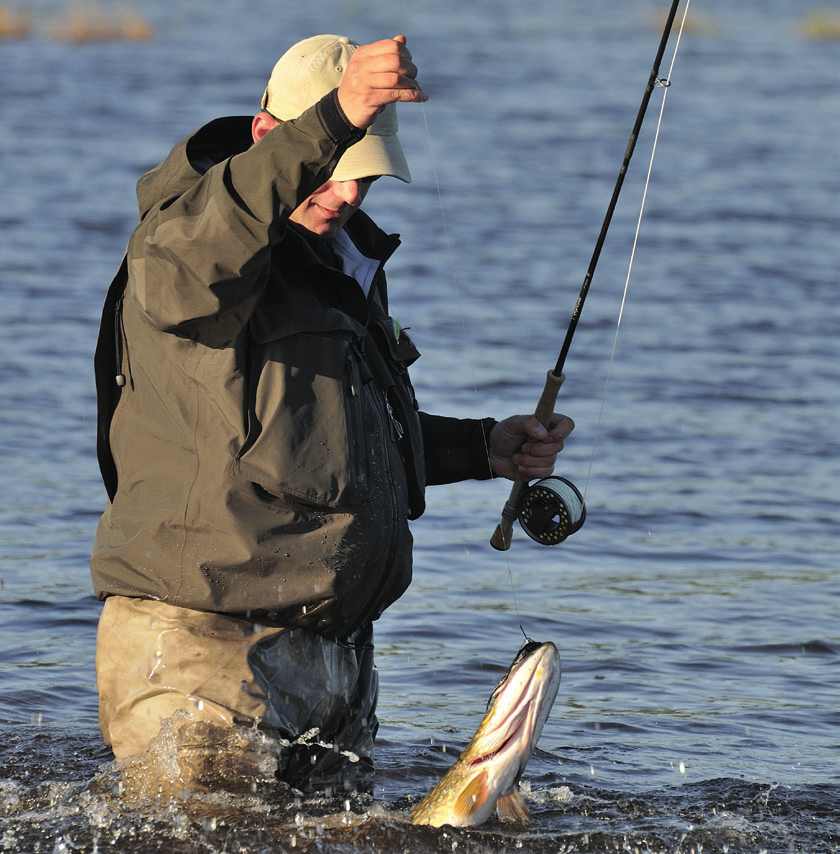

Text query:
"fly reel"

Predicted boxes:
[[517, 476, 586, 546]]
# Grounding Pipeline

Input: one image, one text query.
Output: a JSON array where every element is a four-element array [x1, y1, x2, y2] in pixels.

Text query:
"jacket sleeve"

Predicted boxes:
[[419, 412, 499, 485], [127, 91, 363, 343]]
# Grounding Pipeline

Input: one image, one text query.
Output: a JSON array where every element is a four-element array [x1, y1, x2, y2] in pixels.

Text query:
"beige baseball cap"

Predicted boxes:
[[261, 34, 411, 183]]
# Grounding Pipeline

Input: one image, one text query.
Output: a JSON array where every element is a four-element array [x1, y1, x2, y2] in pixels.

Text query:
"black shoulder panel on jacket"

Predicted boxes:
[[93, 257, 128, 502]]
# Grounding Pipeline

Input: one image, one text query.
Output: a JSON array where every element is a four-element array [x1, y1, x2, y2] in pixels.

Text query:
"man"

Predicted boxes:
[[91, 34, 574, 792]]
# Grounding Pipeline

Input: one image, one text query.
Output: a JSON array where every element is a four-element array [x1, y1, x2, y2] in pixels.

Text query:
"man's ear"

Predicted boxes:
[[252, 111, 279, 143]]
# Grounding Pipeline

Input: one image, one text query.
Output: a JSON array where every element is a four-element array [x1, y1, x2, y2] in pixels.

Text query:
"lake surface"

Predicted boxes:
[[1, 0, 838, 851]]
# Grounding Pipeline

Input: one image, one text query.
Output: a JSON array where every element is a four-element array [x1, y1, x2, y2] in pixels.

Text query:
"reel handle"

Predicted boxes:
[[490, 370, 565, 550]]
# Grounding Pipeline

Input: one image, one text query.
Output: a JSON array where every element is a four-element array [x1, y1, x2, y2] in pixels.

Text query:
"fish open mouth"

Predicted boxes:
[[468, 706, 530, 768]]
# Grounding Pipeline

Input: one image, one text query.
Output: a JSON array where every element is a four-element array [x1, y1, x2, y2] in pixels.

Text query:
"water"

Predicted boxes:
[[1, 0, 838, 851]]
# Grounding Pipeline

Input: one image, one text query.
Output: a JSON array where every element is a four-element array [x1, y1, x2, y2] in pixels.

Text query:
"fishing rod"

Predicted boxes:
[[490, 0, 683, 551]]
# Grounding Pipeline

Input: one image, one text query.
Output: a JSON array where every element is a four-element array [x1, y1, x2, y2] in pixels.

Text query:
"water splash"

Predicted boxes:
[[110, 710, 285, 802]]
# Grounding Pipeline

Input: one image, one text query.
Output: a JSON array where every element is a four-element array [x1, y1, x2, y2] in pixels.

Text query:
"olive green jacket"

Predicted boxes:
[[92, 91, 495, 639]]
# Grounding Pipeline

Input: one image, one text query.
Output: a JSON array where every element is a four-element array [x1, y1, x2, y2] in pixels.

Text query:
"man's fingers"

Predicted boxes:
[[354, 38, 421, 91], [392, 81, 427, 102], [338, 36, 427, 127]]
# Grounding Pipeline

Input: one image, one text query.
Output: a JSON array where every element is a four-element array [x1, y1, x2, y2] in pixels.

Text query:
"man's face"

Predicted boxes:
[[289, 178, 375, 238]]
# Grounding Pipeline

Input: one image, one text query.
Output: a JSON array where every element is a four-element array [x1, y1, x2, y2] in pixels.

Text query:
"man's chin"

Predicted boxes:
[[289, 221, 339, 240], [289, 201, 356, 239]]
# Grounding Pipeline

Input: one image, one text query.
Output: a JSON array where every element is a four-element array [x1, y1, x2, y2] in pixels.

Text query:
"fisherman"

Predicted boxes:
[[91, 33, 574, 793]]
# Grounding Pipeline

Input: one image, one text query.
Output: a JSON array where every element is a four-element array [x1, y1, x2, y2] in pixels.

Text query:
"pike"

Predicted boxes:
[[410, 640, 561, 828]]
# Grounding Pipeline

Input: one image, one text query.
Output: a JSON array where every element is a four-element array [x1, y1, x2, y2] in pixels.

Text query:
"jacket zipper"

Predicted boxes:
[[362, 387, 402, 630], [114, 295, 127, 388], [382, 388, 404, 442], [343, 380, 403, 639], [346, 340, 374, 491]]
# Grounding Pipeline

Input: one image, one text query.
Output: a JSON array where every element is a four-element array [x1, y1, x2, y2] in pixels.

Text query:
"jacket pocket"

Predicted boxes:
[[233, 307, 373, 508]]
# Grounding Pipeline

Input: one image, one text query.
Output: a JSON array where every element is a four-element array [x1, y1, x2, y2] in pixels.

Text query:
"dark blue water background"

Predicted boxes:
[[1, 0, 838, 851]]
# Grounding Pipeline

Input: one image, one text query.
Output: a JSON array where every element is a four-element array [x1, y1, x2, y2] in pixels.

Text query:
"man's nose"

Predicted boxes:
[[334, 179, 363, 206]]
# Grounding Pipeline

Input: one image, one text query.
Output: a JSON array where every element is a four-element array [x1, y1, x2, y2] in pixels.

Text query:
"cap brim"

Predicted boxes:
[[331, 132, 411, 184]]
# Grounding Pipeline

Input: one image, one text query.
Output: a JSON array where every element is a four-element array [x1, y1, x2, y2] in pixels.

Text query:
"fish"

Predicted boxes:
[[410, 639, 561, 828]]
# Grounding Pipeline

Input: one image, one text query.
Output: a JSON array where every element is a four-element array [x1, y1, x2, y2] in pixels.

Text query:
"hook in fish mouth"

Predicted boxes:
[[516, 638, 544, 662], [486, 639, 542, 709]]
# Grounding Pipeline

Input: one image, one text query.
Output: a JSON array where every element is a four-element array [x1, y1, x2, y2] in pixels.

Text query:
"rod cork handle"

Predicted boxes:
[[490, 370, 566, 550]]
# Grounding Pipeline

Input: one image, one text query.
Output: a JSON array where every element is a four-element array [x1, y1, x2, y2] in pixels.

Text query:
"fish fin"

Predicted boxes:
[[450, 770, 492, 823], [496, 788, 531, 825]]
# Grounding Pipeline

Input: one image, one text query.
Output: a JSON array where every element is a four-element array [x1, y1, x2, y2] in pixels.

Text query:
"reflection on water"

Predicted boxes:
[[0, 0, 838, 851]]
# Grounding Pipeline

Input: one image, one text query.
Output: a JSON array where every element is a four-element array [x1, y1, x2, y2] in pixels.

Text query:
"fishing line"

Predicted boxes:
[[411, 84, 528, 639], [386, 23, 530, 633], [582, 0, 692, 499], [388, 18, 530, 636]]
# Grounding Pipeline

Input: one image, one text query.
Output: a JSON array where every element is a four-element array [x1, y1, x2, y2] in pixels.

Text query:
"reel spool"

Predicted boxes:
[[517, 476, 586, 546]]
